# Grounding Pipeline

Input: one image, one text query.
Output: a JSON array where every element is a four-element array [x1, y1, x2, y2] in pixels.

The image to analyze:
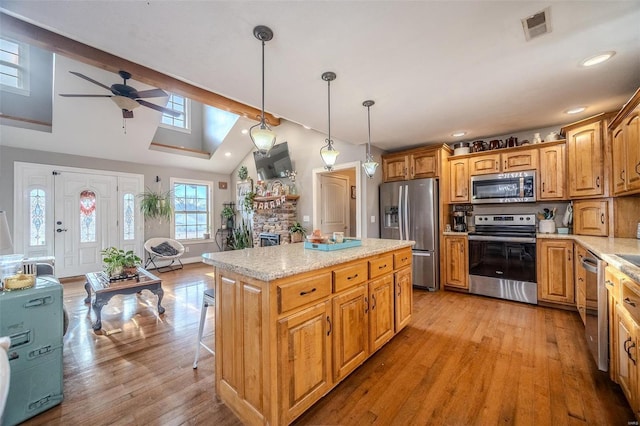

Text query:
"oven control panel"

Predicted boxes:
[[474, 214, 536, 226]]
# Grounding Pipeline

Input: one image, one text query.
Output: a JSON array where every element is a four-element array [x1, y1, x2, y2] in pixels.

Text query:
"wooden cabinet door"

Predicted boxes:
[[573, 199, 608, 236], [502, 149, 538, 172], [394, 267, 413, 332], [567, 121, 605, 197], [612, 126, 627, 195], [382, 154, 408, 182], [469, 153, 500, 176], [332, 284, 368, 382], [538, 144, 566, 200], [537, 239, 575, 305], [410, 149, 438, 179], [574, 244, 587, 325], [368, 275, 395, 353], [278, 301, 332, 424], [624, 109, 640, 192], [443, 236, 468, 289], [615, 304, 637, 411], [449, 158, 469, 203]]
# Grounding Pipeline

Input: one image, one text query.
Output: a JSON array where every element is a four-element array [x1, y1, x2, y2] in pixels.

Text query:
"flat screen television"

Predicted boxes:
[[253, 142, 293, 180]]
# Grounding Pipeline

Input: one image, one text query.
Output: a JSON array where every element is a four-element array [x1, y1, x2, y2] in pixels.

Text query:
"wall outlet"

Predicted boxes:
[[371, 215, 376, 223], [185, 246, 190, 253], [303, 215, 310, 222]]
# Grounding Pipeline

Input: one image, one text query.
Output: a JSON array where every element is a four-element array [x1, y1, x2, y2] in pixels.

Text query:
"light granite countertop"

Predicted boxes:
[[202, 238, 415, 282]]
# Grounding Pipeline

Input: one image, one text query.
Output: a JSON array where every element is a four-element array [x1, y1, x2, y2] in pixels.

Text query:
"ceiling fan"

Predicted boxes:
[[59, 70, 182, 119]]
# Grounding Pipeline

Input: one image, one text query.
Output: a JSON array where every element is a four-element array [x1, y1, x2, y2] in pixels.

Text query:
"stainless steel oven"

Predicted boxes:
[[468, 214, 537, 304]]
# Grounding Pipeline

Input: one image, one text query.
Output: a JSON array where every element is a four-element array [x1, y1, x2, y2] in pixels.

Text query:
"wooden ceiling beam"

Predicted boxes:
[[0, 12, 280, 126]]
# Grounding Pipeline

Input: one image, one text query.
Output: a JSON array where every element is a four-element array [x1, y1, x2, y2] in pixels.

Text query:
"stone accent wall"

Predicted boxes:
[[252, 196, 299, 247]]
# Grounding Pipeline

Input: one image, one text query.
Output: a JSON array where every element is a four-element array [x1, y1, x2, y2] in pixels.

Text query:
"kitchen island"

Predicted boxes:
[[202, 238, 414, 425]]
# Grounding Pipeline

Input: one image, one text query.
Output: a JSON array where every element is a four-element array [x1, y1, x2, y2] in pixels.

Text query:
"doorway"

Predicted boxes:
[[312, 161, 361, 238]]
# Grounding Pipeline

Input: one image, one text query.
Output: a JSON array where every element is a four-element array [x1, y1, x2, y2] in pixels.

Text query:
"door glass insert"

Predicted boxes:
[[29, 188, 46, 246], [123, 193, 135, 240], [79, 190, 96, 243]]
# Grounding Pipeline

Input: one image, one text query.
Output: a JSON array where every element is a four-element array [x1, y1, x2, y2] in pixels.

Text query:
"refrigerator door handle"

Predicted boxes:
[[404, 184, 409, 240], [398, 185, 404, 240]]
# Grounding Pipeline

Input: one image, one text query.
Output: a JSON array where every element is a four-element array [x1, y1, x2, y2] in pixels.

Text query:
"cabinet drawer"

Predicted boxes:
[[394, 249, 412, 270], [278, 272, 332, 314], [333, 262, 368, 293], [369, 254, 394, 279], [621, 279, 640, 324]]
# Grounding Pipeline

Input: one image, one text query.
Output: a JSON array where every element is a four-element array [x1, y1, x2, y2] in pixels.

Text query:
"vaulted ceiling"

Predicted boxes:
[[1, 1, 639, 174]]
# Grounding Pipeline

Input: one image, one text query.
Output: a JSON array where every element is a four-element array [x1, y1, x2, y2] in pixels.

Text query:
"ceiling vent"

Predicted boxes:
[[522, 7, 551, 41]]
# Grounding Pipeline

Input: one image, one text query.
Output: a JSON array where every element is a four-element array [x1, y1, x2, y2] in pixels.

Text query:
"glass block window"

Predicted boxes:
[[29, 188, 45, 246], [173, 181, 210, 240], [0, 37, 29, 94], [79, 190, 96, 243], [123, 193, 135, 241], [160, 93, 189, 131]]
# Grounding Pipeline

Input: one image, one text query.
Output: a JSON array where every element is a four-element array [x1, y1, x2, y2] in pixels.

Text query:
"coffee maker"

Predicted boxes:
[[451, 205, 473, 232]]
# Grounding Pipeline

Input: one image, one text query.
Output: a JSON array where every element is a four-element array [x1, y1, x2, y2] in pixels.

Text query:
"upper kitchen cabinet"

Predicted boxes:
[[563, 113, 614, 199], [448, 158, 469, 203], [538, 142, 566, 200], [382, 145, 451, 182], [609, 88, 640, 196], [469, 148, 538, 176]]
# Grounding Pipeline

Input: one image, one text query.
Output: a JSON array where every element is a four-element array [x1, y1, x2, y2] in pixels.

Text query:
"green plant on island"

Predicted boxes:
[[289, 222, 307, 235], [101, 247, 142, 277]]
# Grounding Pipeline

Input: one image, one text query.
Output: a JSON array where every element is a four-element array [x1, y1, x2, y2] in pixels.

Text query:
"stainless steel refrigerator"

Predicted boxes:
[[380, 178, 439, 290]]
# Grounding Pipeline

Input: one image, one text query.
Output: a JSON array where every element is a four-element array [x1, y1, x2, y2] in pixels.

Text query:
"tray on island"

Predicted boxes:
[[304, 238, 362, 251]]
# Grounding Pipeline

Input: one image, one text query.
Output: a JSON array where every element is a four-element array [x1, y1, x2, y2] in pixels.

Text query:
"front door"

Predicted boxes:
[[54, 171, 119, 277], [320, 174, 349, 236]]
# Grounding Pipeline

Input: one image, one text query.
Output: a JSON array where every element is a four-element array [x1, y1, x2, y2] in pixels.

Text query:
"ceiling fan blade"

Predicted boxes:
[[59, 94, 113, 97], [122, 109, 134, 119], [137, 99, 182, 116], [135, 88, 167, 98], [69, 71, 112, 91]]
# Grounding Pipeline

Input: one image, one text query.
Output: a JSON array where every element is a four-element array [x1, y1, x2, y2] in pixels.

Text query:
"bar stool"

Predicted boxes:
[[193, 288, 215, 369]]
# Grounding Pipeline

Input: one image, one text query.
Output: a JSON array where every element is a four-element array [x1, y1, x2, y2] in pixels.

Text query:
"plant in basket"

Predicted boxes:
[[289, 222, 307, 243]]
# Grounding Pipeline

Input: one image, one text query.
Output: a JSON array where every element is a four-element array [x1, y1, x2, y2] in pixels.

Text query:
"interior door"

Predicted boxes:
[[320, 174, 349, 235], [54, 171, 118, 277]]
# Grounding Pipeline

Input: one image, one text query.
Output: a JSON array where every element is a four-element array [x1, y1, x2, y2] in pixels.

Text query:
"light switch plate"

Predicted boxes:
[[371, 216, 376, 223], [303, 215, 310, 222]]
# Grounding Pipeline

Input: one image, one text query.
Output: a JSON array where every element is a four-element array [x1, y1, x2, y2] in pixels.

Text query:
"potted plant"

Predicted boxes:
[[289, 222, 307, 243], [227, 219, 253, 250], [138, 187, 172, 222], [101, 247, 142, 278], [221, 205, 235, 229]]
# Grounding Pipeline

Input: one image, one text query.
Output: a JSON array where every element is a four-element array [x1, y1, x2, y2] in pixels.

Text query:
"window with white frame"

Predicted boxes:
[[160, 93, 190, 132], [0, 36, 30, 95], [172, 179, 212, 240]]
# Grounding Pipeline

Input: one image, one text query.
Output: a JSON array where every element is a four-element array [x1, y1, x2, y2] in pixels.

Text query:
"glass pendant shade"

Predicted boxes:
[[250, 123, 276, 154], [320, 142, 340, 170]]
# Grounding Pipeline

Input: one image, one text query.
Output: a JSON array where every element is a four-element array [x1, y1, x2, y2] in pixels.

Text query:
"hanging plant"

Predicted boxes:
[[138, 188, 173, 221], [238, 166, 249, 181], [243, 191, 256, 212]]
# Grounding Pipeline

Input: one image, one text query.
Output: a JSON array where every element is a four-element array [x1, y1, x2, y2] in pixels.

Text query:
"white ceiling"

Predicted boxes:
[[1, 1, 639, 173]]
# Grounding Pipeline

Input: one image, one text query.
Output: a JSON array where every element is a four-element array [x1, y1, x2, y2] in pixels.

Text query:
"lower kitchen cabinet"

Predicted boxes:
[[537, 239, 575, 305], [395, 266, 413, 330], [278, 300, 332, 422], [332, 284, 369, 382], [443, 235, 468, 289], [369, 274, 395, 353]]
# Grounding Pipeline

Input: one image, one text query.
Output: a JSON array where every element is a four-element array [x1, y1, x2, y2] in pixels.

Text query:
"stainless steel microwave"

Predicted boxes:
[[471, 171, 536, 204]]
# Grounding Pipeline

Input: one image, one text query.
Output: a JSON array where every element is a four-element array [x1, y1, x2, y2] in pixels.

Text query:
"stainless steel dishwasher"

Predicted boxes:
[[581, 250, 608, 371]]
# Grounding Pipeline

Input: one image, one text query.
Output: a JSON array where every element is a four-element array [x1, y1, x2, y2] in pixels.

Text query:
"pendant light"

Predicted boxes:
[[362, 100, 379, 178], [320, 71, 339, 170], [249, 25, 276, 155]]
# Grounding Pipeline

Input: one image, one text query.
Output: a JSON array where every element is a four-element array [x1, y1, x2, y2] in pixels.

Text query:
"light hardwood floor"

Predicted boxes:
[[22, 263, 633, 425]]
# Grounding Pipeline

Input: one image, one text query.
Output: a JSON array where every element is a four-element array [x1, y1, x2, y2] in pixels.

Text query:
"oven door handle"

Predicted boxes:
[[468, 235, 536, 243], [581, 258, 598, 273]]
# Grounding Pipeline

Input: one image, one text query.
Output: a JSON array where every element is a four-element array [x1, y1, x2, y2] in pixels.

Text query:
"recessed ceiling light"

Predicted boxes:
[[303, 125, 311, 130], [451, 132, 466, 137], [581, 51, 616, 67], [241, 129, 248, 135], [224, 152, 231, 157], [565, 107, 586, 114]]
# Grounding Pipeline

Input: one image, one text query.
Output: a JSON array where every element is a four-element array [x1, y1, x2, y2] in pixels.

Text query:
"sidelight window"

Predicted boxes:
[[29, 188, 46, 246], [123, 193, 135, 240]]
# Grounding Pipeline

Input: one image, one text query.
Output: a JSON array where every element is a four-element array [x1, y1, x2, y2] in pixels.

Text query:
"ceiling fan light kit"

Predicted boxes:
[[249, 25, 277, 155], [59, 69, 180, 119], [320, 71, 339, 170], [362, 100, 378, 179]]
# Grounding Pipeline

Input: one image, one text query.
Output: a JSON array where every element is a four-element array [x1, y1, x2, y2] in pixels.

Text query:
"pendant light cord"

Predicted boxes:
[[260, 38, 266, 126], [367, 105, 372, 156], [327, 78, 332, 146]]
